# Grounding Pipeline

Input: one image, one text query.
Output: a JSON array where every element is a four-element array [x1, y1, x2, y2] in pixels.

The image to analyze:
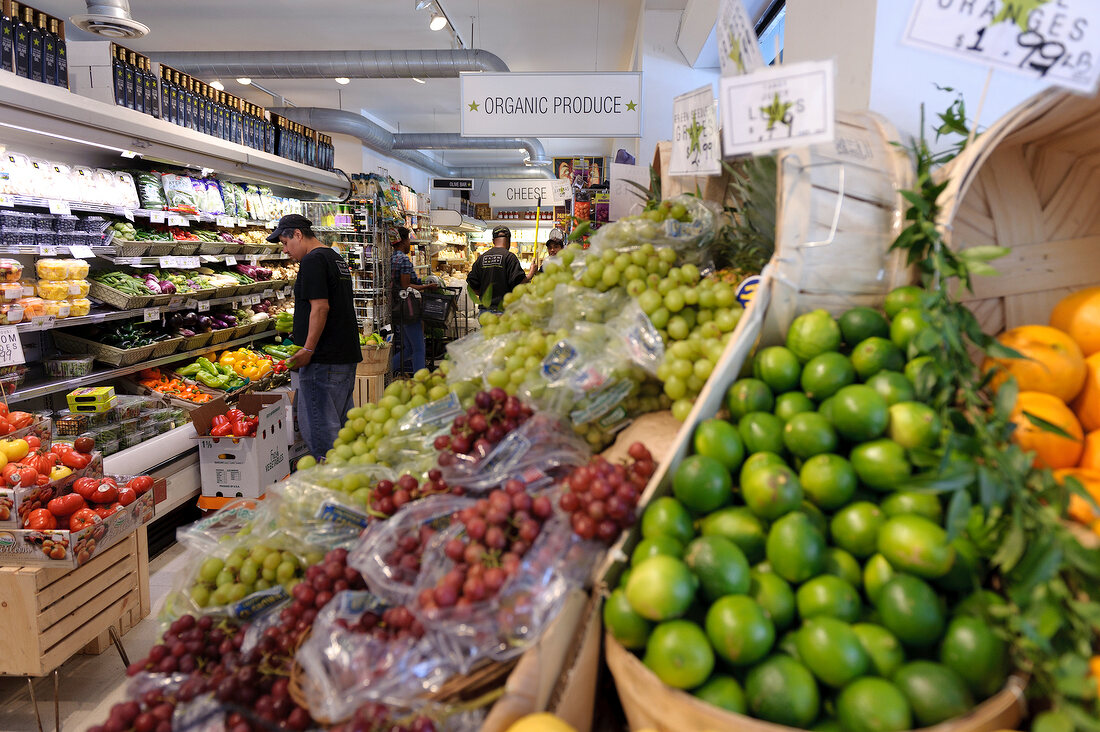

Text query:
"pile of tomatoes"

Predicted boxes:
[[23, 475, 154, 532]]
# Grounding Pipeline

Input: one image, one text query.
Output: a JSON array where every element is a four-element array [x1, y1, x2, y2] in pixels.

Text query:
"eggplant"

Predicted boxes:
[[176, 328, 196, 337], [197, 315, 213, 331]]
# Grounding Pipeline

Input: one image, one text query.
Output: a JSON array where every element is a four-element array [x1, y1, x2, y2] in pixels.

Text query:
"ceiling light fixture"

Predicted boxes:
[[335, 77, 350, 85], [429, 10, 448, 30], [210, 80, 224, 91], [236, 77, 252, 86], [414, 0, 433, 9], [412, 77, 426, 84]]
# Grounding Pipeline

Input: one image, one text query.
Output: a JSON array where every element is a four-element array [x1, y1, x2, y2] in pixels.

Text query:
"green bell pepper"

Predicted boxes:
[[176, 363, 202, 377], [196, 371, 230, 389], [196, 357, 217, 375]]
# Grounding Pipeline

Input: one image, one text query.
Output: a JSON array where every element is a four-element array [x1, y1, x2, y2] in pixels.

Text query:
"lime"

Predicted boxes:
[[741, 450, 787, 475], [775, 391, 816, 422], [800, 454, 857, 510], [883, 286, 922, 318], [862, 554, 896, 605], [1032, 711, 1076, 732], [796, 575, 861, 622], [939, 615, 1009, 698], [738, 412, 787, 455], [828, 385, 889, 444], [840, 306, 891, 346], [954, 589, 1008, 619], [852, 622, 905, 678], [777, 629, 802, 661], [877, 515, 956, 579], [631, 536, 684, 565], [705, 595, 775, 666], [640, 497, 695, 546], [830, 501, 886, 558], [643, 620, 714, 689], [751, 568, 796, 630], [894, 661, 974, 726], [850, 337, 905, 381], [825, 548, 863, 588], [603, 588, 652, 649], [700, 507, 767, 564], [625, 555, 698, 621], [801, 352, 856, 401], [903, 355, 937, 388], [766, 511, 826, 584], [783, 412, 839, 459], [850, 439, 912, 492], [936, 536, 983, 593], [836, 678, 912, 732], [890, 308, 930, 351], [886, 401, 942, 449], [673, 455, 732, 513], [798, 500, 829, 537], [693, 674, 746, 714], [817, 395, 837, 424], [796, 617, 869, 687], [742, 462, 803, 520], [754, 346, 803, 394], [726, 378, 775, 420], [684, 536, 750, 601], [865, 370, 916, 406], [875, 575, 945, 647], [745, 655, 821, 727], [787, 309, 842, 363], [881, 491, 943, 522], [693, 418, 744, 472]]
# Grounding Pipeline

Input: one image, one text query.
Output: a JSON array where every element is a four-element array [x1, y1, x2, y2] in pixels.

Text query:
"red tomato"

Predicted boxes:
[[93, 505, 122, 519], [116, 487, 136, 506], [125, 476, 154, 496], [7, 411, 33, 429], [60, 451, 91, 470], [24, 434, 38, 450], [4, 463, 38, 487], [73, 437, 95, 454], [0, 401, 10, 416], [25, 508, 57, 530], [46, 494, 86, 517], [69, 508, 100, 531], [89, 482, 118, 504], [73, 477, 99, 500]]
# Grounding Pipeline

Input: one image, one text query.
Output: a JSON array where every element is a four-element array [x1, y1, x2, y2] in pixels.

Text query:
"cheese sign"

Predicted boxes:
[[720, 60, 836, 158], [717, 0, 765, 76], [669, 85, 722, 177], [488, 179, 572, 207], [903, 0, 1100, 93], [460, 72, 643, 138], [0, 327, 24, 366]]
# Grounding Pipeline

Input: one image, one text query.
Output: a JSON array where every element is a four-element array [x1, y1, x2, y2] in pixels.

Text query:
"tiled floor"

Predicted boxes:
[[0, 542, 190, 732]]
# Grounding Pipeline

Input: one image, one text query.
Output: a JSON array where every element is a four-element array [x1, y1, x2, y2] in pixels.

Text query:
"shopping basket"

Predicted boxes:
[[421, 286, 461, 326]]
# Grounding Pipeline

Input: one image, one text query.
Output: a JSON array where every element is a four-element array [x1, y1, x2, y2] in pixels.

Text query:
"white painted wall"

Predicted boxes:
[[785, 0, 878, 110], [329, 132, 431, 196]]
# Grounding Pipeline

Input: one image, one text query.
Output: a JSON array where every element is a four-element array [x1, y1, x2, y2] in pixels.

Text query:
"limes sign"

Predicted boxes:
[[736, 275, 761, 308]]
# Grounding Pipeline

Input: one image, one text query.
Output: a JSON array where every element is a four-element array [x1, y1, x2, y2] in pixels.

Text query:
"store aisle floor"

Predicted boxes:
[[0, 542, 190, 732]]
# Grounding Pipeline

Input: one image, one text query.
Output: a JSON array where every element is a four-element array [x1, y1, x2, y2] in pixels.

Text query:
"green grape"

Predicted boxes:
[[698, 288, 717, 310], [671, 398, 694, 421], [239, 560, 259, 585], [630, 249, 648, 266], [658, 247, 678, 264], [696, 309, 713, 324], [657, 261, 672, 277], [656, 363, 671, 382], [215, 569, 236, 587], [667, 316, 690, 340], [210, 585, 231, 606], [694, 358, 715, 380], [226, 583, 249, 603], [614, 253, 631, 271], [650, 307, 671, 329], [261, 567, 277, 582], [601, 267, 620, 287], [276, 561, 297, 584], [199, 557, 224, 584], [626, 279, 646, 297], [666, 268, 683, 285], [714, 284, 736, 308], [488, 370, 509, 387], [664, 289, 685, 313], [670, 359, 693, 379], [664, 375, 687, 400], [681, 263, 700, 284], [254, 578, 272, 592], [190, 585, 211, 608], [715, 308, 740, 332]]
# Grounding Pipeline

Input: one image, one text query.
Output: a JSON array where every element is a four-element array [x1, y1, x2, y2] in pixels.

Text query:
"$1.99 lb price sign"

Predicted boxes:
[[903, 0, 1100, 93], [720, 59, 835, 158]]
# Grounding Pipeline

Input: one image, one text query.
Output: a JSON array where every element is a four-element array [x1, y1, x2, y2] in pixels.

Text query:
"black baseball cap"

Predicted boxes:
[[266, 214, 314, 243], [491, 225, 511, 240]]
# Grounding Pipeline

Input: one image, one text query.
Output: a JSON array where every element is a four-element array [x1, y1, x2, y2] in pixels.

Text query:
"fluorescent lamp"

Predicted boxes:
[[429, 11, 447, 30], [335, 77, 350, 85], [412, 77, 426, 84], [210, 80, 225, 91], [236, 77, 252, 86], [415, 0, 433, 8]]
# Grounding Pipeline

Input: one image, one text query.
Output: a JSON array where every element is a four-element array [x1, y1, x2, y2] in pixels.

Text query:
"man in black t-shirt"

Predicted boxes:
[[467, 225, 525, 312], [269, 214, 361, 461]]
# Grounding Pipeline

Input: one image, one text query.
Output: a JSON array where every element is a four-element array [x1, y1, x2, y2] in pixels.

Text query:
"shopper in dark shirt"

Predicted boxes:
[[468, 225, 525, 312], [390, 226, 430, 374], [269, 214, 360, 461]]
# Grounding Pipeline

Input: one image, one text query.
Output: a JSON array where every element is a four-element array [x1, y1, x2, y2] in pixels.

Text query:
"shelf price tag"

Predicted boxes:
[[181, 256, 200, 268], [123, 210, 135, 222], [149, 211, 166, 224], [168, 215, 189, 227], [37, 245, 57, 256], [48, 200, 71, 216], [168, 296, 184, 309], [159, 256, 176, 268], [0, 326, 25, 366], [200, 255, 219, 263], [115, 257, 138, 266], [262, 289, 274, 299], [249, 294, 261, 305], [28, 314, 55, 329], [266, 220, 277, 229], [719, 59, 835, 158], [0, 195, 13, 208], [237, 218, 247, 228], [283, 287, 292, 297], [185, 298, 199, 310], [216, 216, 234, 228], [197, 300, 211, 312], [69, 244, 96, 259], [143, 307, 161, 323], [225, 255, 237, 265]]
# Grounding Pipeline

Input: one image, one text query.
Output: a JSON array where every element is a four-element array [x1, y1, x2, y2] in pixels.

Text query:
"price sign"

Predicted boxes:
[[903, 0, 1100, 93], [719, 59, 835, 158], [0, 326, 25, 366], [200, 255, 219, 263], [275, 290, 285, 300], [197, 300, 211, 312], [69, 244, 96, 259], [28, 314, 55, 329], [115, 257, 138, 266], [168, 296, 184, 309], [185, 298, 199, 310], [669, 85, 722, 177], [168, 215, 189, 227], [0, 195, 14, 207], [266, 220, 277, 229], [48, 200, 71, 216], [216, 216, 234, 228], [149, 211, 166, 224], [717, 0, 765, 76], [262, 289, 274, 300], [159, 256, 177, 268], [37, 245, 57, 256], [225, 255, 237, 265], [143, 307, 161, 323], [283, 287, 292, 297], [123, 210, 135, 222], [181, 257, 200, 268], [237, 218, 247, 228], [249, 294, 261, 305]]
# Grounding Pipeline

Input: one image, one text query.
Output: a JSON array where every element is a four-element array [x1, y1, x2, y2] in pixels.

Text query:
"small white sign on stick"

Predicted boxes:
[[669, 85, 722, 177], [717, 0, 766, 76]]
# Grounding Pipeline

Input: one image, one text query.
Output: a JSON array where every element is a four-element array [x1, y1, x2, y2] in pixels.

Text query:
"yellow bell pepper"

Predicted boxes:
[[218, 352, 240, 366]]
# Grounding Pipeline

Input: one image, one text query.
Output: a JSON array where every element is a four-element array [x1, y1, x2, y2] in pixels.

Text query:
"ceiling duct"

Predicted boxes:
[[153, 49, 508, 79], [271, 107, 554, 180], [391, 134, 551, 167], [70, 0, 149, 39]]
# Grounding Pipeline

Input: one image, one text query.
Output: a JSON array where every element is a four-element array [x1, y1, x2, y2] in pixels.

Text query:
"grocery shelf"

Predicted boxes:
[[10, 330, 279, 403], [98, 252, 289, 266], [315, 226, 357, 234], [0, 244, 118, 257], [2, 196, 284, 229], [103, 422, 197, 478]]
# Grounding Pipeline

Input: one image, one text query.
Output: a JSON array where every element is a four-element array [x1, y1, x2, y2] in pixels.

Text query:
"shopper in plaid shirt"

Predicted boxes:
[[390, 227, 428, 373]]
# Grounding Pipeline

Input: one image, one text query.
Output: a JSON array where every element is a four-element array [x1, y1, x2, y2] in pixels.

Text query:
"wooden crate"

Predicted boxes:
[[0, 527, 150, 677], [353, 374, 385, 407], [937, 89, 1100, 333]]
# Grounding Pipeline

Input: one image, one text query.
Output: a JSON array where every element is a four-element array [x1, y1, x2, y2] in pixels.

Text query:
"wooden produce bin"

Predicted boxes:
[[0, 526, 150, 677], [353, 374, 385, 407]]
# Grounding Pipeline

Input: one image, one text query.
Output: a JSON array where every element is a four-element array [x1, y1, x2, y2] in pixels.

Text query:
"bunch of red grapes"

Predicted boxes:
[[369, 470, 460, 519], [559, 442, 655, 544], [381, 521, 439, 585], [434, 388, 533, 466], [125, 613, 241, 677], [418, 480, 553, 612], [87, 696, 174, 732], [335, 604, 425, 641], [329, 701, 437, 732]]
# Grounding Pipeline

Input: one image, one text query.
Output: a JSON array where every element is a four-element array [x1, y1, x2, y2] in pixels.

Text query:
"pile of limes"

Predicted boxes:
[[605, 286, 1013, 731]]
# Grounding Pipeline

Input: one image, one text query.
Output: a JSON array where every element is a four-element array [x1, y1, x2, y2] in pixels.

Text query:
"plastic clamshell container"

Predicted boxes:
[[45, 355, 94, 378]]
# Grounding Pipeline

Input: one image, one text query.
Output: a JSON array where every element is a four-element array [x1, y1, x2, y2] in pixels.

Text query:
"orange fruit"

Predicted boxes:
[[1010, 391, 1084, 469], [1079, 430, 1100, 469], [983, 325, 1086, 403], [1051, 287, 1100, 356], [1052, 468, 1100, 525], [1071, 353, 1100, 432]]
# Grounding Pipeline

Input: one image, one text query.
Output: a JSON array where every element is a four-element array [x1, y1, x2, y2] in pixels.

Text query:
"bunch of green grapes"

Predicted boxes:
[[484, 328, 559, 394], [189, 542, 321, 608], [483, 246, 580, 338]]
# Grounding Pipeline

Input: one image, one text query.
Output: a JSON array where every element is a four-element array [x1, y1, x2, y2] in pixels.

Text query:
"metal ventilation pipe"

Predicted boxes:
[[153, 49, 509, 79], [272, 107, 555, 180], [391, 134, 551, 167]]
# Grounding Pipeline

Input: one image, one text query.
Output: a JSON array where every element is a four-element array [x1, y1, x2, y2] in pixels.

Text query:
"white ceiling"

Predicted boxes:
[[30, 0, 771, 167]]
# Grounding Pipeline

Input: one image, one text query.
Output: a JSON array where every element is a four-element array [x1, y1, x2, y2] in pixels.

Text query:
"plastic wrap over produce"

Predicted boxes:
[[372, 385, 477, 473], [584, 193, 720, 266], [272, 463, 398, 537]]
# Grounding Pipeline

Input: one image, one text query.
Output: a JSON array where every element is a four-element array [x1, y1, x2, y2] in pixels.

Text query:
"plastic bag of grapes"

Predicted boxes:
[[583, 193, 719, 265], [175, 497, 267, 555], [272, 462, 398, 530]]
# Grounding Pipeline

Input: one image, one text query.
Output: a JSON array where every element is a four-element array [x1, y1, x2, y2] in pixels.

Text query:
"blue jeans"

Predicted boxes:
[[392, 321, 426, 373], [291, 362, 357, 460]]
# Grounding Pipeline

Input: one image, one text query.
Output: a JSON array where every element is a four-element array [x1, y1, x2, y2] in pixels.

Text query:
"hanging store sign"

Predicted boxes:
[[903, 0, 1100, 93], [433, 179, 473, 190], [718, 0, 765, 76], [460, 72, 643, 138], [669, 85, 722, 177], [720, 60, 835, 158], [488, 179, 572, 207]]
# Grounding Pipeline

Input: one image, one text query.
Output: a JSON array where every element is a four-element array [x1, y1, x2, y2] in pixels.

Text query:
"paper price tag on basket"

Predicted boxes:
[[69, 244, 96, 259], [197, 300, 210, 312], [903, 0, 1100, 93], [149, 211, 166, 224], [47, 200, 71, 216], [0, 327, 25, 366], [216, 216, 233, 228], [720, 59, 835, 157], [0, 195, 14, 208], [143, 307, 161, 323]]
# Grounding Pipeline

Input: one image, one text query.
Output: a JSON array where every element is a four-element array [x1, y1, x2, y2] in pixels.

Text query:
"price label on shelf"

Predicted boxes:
[[143, 307, 161, 323], [200, 255, 219, 263], [37, 245, 57, 256], [249, 294, 261, 305], [115, 257, 138, 266], [159, 256, 176, 268], [0, 195, 13, 208], [185, 298, 199, 310], [262, 289, 274, 300], [149, 211, 166, 224], [47, 200, 71, 216], [215, 216, 234, 228], [225, 255, 237, 265], [123, 210, 135, 222], [168, 215, 189, 227], [0, 327, 25, 366], [283, 287, 292, 297], [266, 220, 277, 230], [275, 290, 285, 300], [69, 244, 96, 259], [181, 256, 200, 268], [237, 218, 247, 228], [197, 300, 210, 312], [168, 296, 184, 309], [28, 315, 55, 329]]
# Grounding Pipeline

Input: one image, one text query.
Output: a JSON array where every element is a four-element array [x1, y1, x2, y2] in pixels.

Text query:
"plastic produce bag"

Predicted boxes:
[[161, 174, 199, 212], [584, 193, 720, 266], [220, 182, 238, 217], [136, 172, 167, 210], [547, 281, 630, 330], [175, 497, 266, 555], [269, 463, 398, 546]]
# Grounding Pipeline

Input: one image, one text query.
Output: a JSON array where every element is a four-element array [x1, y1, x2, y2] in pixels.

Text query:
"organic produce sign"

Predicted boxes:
[[669, 85, 722, 177], [903, 0, 1100, 92], [720, 60, 836, 157]]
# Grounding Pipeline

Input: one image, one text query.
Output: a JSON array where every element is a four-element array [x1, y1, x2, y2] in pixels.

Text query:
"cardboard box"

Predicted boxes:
[[191, 395, 290, 499], [255, 390, 298, 447]]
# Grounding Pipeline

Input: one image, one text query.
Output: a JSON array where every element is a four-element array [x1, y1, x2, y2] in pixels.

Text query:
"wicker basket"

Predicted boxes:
[[214, 285, 237, 298], [190, 288, 215, 301], [358, 343, 391, 376], [221, 243, 242, 254], [244, 282, 266, 295], [52, 331, 157, 367], [147, 292, 175, 307], [231, 323, 251, 339], [197, 242, 225, 255], [112, 241, 149, 257], [150, 337, 183, 358], [240, 244, 264, 254], [209, 328, 233, 345], [170, 242, 199, 255], [180, 331, 214, 351], [145, 242, 174, 256], [88, 280, 153, 310]]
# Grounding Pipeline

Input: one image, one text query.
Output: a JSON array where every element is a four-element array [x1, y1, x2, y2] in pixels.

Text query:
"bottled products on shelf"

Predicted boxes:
[[6, 2, 65, 88]]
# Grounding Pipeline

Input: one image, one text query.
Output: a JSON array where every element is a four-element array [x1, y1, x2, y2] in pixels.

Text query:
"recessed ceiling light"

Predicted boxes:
[[210, 80, 225, 91], [412, 77, 426, 84], [335, 77, 350, 85], [236, 77, 252, 86], [429, 10, 447, 30]]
